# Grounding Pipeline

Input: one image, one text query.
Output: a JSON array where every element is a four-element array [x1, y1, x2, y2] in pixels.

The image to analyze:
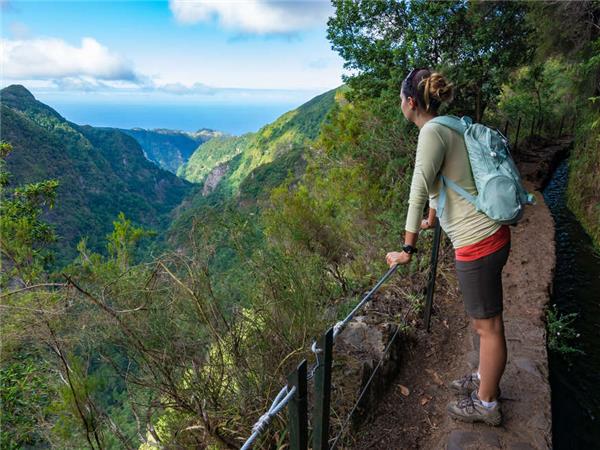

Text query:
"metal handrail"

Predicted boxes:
[[240, 262, 408, 449]]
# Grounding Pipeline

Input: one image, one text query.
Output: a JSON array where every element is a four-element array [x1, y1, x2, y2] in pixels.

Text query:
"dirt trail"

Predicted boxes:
[[351, 138, 572, 450]]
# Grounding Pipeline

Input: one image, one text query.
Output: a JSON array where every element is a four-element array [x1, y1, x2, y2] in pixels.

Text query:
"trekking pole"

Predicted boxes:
[[424, 221, 442, 332]]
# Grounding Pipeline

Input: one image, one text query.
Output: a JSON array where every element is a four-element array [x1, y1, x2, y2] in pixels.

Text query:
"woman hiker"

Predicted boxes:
[[385, 68, 510, 426]]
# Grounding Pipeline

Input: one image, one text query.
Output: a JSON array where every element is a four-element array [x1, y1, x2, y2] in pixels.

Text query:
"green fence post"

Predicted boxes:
[[288, 360, 308, 450], [313, 328, 334, 450], [514, 117, 522, 153], [424, 221, 442, 332]]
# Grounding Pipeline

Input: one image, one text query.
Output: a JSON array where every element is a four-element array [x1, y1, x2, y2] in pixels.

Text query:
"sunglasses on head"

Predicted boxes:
[[403, 67, 428, 95]]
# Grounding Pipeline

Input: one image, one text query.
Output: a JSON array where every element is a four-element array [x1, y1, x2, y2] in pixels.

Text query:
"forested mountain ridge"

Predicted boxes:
[[226, 86, 343, 194], [0, 84, 194, 263], [119, 127, 224, 173], [176, 132, 253, 184], [178, 86, 343, 187], [168, 86, 345, 243]]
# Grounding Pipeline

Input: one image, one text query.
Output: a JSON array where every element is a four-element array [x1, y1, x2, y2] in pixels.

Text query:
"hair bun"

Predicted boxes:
[[418, 72, 454, 111]]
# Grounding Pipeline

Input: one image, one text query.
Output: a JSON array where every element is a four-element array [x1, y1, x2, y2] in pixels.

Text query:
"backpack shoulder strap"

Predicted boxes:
[[428, 116, 476, 218], [428, 115, 472, 134], [437, 175, 477, 218]]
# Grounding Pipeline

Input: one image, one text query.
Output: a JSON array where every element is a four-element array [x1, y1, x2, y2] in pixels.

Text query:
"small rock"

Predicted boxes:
[[399, 384, 410, 396], [425, 368, 444, 386]]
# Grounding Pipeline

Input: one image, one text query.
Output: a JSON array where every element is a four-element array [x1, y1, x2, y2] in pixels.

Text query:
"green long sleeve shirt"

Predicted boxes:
[[405, 120, 501, 249]]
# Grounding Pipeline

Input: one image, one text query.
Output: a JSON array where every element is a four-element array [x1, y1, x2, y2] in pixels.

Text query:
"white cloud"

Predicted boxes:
[[169, 0, 333, 34], [0, 75, 324, 102], [49, 76, 147, 92], [158, 82, 218, 95], [0, 27, 345, 98], [0, 37, 137, 81]]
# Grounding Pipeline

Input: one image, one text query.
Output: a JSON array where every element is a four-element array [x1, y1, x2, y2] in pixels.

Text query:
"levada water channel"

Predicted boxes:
[[542, 159, 600, 449]]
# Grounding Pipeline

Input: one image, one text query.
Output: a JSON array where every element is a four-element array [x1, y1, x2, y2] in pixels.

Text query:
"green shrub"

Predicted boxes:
[[546, 304, 584, 356]]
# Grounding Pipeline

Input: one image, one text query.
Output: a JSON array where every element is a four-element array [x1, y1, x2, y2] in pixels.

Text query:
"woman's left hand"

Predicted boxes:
[[386, 251, 412, 268]]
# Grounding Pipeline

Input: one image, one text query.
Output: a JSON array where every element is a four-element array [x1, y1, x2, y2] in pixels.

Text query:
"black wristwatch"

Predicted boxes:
[[402, 244, 418, 255]]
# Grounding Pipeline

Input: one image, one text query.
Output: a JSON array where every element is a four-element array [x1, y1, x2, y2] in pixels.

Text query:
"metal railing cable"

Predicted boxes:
[[331, 264, 399, 339], [240, 385, 298, 450], [329, 318, 403, 449], [240, 263, 401, 449]]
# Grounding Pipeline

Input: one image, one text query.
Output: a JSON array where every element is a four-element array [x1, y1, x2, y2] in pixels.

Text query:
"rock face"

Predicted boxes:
[[202, 161, 229, 196], [515, 136, 573, 191], [334, 315, 406, 426], [323, 279, 423, 444]]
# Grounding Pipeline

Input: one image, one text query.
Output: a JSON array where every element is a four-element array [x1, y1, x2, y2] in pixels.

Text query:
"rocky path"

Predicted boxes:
[[350, 138, 572, 450]]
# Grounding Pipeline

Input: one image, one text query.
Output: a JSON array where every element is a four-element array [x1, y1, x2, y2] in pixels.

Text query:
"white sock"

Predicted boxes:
[[480, 398, 497, 409], [474, 372, 497, 407]]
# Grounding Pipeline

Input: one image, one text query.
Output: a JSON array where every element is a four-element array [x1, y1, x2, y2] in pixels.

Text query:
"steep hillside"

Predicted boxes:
[[179, 86, 342, 191], [120, 127, 224, 173], [168, 86, 344, 241], [177, 132, 253, 183], [225, 86, 340, 193], [0, 85, 193, 263]]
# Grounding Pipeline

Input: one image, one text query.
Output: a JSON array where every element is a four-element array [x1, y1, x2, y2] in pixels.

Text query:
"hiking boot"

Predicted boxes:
[[447, 389, 502, 426], [449, 372, 501, 398]]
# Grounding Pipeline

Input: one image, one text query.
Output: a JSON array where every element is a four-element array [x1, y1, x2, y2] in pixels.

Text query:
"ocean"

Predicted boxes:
[[42, 101, 301, 135]]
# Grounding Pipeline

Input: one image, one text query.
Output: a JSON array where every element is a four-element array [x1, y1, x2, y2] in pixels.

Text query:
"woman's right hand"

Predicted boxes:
[[420, 219, 432, 230], [386, 251, 412, 268]]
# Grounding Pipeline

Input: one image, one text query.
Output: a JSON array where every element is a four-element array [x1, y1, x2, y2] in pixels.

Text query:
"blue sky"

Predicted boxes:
[[0, 0, 347, 107]]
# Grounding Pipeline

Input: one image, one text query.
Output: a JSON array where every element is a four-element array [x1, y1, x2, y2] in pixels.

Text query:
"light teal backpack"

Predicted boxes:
[[429, 115, 535, 224]]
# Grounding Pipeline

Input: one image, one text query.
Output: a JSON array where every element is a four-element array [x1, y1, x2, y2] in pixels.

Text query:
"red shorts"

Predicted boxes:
[[455, 225, 511, 262]]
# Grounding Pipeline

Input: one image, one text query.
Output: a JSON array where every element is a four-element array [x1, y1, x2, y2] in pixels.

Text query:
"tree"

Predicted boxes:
[[327, 0, 533, 121], [0, 141, 59, 287], [0, 141, 60, 448], [106, 212, 156, 271], [527, 0, 600, 62]]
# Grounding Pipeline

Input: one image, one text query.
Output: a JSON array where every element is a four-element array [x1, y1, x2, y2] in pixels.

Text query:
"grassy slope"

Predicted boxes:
[[178, 87, 339, 186], [226, 87, 339, 193]]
